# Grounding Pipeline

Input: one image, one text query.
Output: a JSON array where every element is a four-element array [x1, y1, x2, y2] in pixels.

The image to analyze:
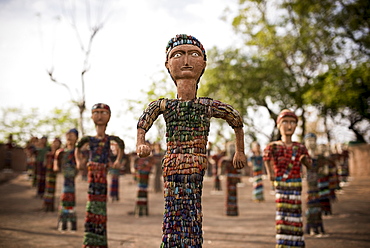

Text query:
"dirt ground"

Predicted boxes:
[[0, 171, 369, 248]]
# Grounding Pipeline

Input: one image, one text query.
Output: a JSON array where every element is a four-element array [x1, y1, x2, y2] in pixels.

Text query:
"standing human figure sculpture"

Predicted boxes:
[[136, 34, 247, 248], [152, 142, 164, 193], [211, 146, 224, 191], [54, 128, 79, 232], [25, 136, 38, 186], [263, 109, 311, 248], [303, 133, 325, 235], [219, 141, 241, 216], [248, 141, 265, 202], [337, 143, 350, 185], [133, 141, 154, 217], [75, 103, 124, 248], [35, 136, 50, 198], [327, 145, 341, 201], [317, 144, 335, 215], [109, 141, 122, 202], [43, 137, 62, 212]]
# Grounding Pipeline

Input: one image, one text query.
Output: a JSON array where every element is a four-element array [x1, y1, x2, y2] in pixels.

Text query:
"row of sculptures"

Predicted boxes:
[[18, 34, 350, 248]]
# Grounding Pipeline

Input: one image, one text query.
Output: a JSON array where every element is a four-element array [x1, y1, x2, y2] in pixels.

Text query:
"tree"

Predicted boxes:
[[39, 1, 113, 136], [200, 47, 289, 142], [304, 62, 370, 142], [330, 0, 370, 58], [301, 0, 370, 142], [200, 0, 369, 143], [0, 105, 79, 146]]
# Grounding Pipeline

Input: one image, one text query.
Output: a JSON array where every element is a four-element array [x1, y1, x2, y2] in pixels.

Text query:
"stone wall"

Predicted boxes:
[[0, 144, 27, 171], [348, 143, 370, 177]]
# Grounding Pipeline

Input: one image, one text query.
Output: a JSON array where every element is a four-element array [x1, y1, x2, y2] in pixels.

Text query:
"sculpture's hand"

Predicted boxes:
[[269, 174, 276, 182], [300, 155, 311, 169], [137, 144, 151, 158], [232, 151, 247, 169], [76, 156, 87, 171], [112, 160, 121, 169]]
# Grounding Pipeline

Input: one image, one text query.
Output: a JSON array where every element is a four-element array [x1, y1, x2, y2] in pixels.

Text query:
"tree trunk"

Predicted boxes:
[[349, 124, 366, 143], [300, 108, 306, 142], [78, 101, 86, 136]]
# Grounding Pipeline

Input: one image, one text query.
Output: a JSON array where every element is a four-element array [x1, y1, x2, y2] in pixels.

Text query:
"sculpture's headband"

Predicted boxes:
[[67, 128, 79, 137], [304, 132, 317, 140], [92, 103, 111, 113], [277, 109, 298, 124], [166, 34, 206, 61]]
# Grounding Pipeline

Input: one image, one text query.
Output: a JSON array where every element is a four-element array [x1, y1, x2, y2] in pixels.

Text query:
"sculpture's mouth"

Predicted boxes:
[[181, 66, 193, 70]]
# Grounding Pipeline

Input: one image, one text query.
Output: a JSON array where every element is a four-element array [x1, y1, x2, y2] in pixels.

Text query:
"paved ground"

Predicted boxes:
[[0, 170, 370, 248]]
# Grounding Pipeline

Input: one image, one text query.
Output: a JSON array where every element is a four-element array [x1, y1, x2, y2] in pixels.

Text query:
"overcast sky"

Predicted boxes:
[[0, 0, 247, 150], [0, 0, 239, 108]]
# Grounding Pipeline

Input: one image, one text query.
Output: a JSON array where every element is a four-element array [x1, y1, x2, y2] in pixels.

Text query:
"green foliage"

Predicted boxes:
[[305, 62, 370, 115], [200, 47, 294, 117], [331, 0, 370, 57], [304, 62, 370, 142], [201, 0, 369, 142], [0, 105, 79, 146]]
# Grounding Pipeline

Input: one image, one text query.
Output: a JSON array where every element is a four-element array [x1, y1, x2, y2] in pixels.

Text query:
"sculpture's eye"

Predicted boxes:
[[173, 52, 182, 57]]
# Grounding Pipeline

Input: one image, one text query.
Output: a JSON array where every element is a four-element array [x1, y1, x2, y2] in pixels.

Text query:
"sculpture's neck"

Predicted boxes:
[[176, 79, 197, 101], [95, 124, 107, 139]]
